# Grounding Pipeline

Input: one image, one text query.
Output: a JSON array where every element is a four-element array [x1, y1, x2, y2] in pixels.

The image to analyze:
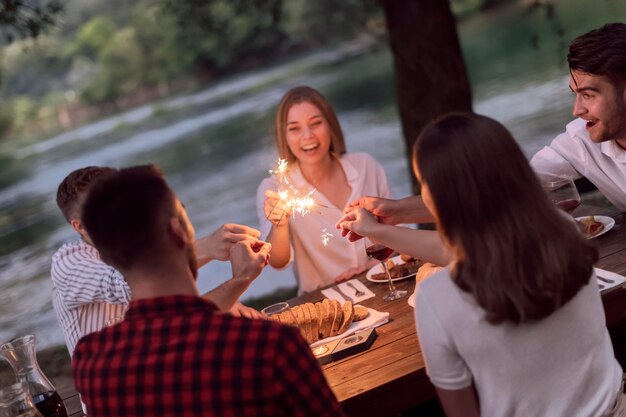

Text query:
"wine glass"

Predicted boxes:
[[365, 238, 407, 301], [541, 176, 581, 214]]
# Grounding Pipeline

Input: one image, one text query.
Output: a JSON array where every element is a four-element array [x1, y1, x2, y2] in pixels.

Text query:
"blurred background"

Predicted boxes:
[[0, 0, 625, 358]]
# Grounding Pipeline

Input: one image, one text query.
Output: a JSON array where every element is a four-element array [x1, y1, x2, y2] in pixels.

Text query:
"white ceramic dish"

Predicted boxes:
[[575, 215, 615, 239], [366, 255, 418, 283]]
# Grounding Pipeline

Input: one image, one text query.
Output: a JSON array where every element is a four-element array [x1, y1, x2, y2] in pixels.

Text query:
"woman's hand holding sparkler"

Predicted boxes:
[[264, 189, 292, 227]]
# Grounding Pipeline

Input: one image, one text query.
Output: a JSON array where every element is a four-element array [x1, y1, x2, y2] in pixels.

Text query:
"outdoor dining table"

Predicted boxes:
[[59, 203, 626, 417]]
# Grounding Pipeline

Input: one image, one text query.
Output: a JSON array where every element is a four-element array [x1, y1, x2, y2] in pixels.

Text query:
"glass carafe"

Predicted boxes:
[[0, 381, 43, 417], [0, 336, 67, 417]]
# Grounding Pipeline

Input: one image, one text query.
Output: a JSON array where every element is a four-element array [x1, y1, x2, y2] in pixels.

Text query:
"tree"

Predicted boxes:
[[379, 0, 473, 193], [72, 16, 116, 60], [0, 0, 62, 43], [160, 0, 286, 73]]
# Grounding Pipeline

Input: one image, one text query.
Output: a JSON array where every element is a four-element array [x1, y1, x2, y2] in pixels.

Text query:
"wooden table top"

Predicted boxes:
[[60, 204, 626, 417]]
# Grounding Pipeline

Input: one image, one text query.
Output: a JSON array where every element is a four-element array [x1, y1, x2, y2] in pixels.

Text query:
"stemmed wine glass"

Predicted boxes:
[[541, 176, 581, 214], [365, 238, 407, 301]]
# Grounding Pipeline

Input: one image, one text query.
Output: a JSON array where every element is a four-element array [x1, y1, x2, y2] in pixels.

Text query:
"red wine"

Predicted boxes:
[[556, 198, 581, 213], [32, 391, 67, 417], [366, 244, 394, 261]]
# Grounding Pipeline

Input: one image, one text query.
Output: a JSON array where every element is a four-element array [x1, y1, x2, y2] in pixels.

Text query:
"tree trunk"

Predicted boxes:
[[379, 0, 472, 194]]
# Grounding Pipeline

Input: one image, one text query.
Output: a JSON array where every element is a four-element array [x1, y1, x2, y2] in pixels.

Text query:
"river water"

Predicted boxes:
[[1, 0, 624, 349]]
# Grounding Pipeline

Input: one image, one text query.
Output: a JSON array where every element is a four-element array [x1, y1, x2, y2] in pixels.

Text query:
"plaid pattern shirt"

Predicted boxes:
[[73, 295, 344, 417]]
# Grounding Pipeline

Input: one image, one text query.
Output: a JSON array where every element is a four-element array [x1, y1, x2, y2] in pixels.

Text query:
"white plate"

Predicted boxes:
[[575, 215, 615, 239], [366, 255, 418, 283]]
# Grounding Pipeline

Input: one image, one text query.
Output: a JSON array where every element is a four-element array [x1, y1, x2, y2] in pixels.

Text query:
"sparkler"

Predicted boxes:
[[267, 157, 332, 246], [321, 229, 334, 246]]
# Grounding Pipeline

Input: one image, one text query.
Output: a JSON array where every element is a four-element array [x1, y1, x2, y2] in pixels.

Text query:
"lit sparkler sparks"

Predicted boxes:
[[268, 157, 332, 247], [269, 157, 289, 184], [321, 229, 334, 246], [269, 158, 321, 220]]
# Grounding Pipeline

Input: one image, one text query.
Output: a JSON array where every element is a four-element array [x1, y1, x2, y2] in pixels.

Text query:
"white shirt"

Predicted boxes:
[[531, 118, 626, 211], [415, 268, 622, 417], [51, 239, 131, 355], [256, 152, 390, 293]]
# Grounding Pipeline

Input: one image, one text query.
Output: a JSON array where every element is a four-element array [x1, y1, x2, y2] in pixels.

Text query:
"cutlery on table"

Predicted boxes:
[[597, 276, 615, 284], [346, 282, 365, 297]]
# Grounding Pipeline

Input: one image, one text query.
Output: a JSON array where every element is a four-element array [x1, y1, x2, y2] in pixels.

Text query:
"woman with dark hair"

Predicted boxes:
[[256, 86, 390, 293], [338, 113, 624, 417]]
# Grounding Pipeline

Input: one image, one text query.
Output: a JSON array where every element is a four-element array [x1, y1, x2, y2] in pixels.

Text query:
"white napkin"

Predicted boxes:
[[337, 279, 376, 303], [595, 268, 626, 292], [310, 307, 390, 348], [320, 287, 346, 304]]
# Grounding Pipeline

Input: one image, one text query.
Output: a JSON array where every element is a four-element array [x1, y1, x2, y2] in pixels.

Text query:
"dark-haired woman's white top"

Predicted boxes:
[[415, 268, 623, 417]]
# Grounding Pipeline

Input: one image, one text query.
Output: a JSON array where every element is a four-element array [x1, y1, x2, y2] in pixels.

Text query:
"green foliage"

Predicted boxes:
[[72, 16, 116, 60], [0, 104, 11, 137], [0, 0, 63, 44], [282, 0, 380, 47], [130, 3, 194, 86], [81, 27, 144, 103], [161, 0, 286, 70], [10, 95, 34, 130], [0, 152, 26, 189]]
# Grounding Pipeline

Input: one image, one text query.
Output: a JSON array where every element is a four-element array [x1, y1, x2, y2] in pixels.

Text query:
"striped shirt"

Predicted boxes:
[[51, 239, 131, 355]]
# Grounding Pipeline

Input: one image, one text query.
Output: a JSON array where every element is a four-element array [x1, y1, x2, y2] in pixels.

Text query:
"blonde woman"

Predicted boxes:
[[256, 86, 390, 293]]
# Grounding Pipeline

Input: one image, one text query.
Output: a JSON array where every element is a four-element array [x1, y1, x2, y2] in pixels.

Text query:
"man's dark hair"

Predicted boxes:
[[56, 166, 115, 222], [568, 23, 626, 86], [82, 165, 176, 271]]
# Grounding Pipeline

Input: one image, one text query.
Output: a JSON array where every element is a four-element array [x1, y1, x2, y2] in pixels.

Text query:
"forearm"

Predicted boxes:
[[267, 224, 291, 268], [201, 277, 252, 312], [370, 224, 452, 267], [436, 386, 480, 417], [396, 195, 435, 224], [194, 235, 214, 268]]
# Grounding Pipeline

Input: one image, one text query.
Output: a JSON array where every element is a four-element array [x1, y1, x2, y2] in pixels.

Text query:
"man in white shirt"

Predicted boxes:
[[51, 166, 266, 355], [531, 23, 626, 211]]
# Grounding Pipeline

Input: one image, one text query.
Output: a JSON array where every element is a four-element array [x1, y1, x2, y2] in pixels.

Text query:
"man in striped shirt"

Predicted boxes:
[[51, 166, 265, 356]]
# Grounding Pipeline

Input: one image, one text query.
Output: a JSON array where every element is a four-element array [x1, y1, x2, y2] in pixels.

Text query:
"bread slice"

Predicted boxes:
[[305, 303, 319, 343], [280, 309, 298, 327], [314, 302, 324, 341], [337, 301, 354, 335], [320, 299, 333, 339], [353, 305, 369, 321], [302, 304, 314, 343], [330, 300, 343, 337], [292, 305, 307, 341]]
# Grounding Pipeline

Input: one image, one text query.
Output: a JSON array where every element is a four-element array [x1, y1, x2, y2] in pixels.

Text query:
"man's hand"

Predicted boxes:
[[230, 240, 271, 282], [343, 195, 433, 225], [229, 302, 264, 319], [336, 208, 381, 242], [264, 189, 291, 227], [195, 223, 261, 264]]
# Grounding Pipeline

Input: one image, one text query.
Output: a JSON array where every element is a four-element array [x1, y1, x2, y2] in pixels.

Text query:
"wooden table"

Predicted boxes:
[[285, 204, 626, 417], [60, 204, 626, 417]]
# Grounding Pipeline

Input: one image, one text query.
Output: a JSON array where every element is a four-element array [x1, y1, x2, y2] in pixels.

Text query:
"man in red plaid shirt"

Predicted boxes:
[[73, 165, 345, 417]]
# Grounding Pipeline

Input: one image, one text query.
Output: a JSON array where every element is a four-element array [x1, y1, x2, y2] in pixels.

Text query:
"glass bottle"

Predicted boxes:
[[0, 336, 67, 417], [0, 381, 44, 417]]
